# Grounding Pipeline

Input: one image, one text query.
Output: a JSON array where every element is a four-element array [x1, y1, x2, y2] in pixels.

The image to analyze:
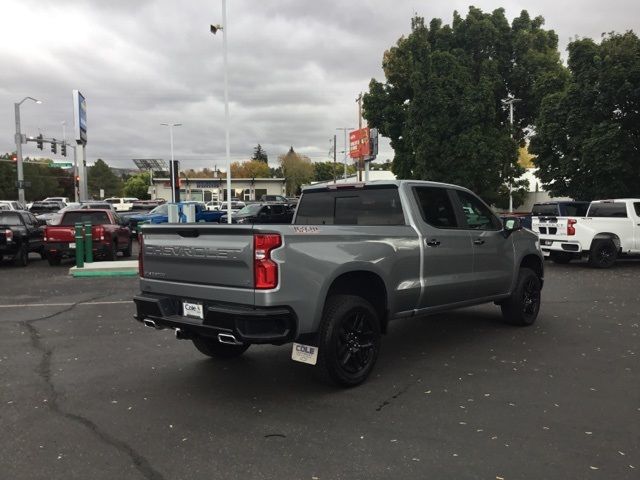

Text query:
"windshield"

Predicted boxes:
[[236, 204, 262, 215], [105, 199, 120, 204], [150, 204, 169, 215], [60, 211, 110, 226], [0, 213, 22, 225]]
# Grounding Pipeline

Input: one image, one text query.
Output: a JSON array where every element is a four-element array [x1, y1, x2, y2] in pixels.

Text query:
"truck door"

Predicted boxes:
[[452, 190, 514, 298], [411, 186, 475, 307]]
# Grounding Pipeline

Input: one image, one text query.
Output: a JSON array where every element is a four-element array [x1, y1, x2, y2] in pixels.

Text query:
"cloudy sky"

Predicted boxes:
[[2, 0, 638, 170]]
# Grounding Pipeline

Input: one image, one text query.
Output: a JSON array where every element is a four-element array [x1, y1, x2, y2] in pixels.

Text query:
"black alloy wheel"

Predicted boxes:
[[501, 267, 541, 326], [316, 295, 381, 387], [589, 240, 617, 268]]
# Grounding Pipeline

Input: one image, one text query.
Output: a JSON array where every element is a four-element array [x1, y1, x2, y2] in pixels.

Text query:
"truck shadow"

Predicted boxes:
[[155, 304, 534, 402]]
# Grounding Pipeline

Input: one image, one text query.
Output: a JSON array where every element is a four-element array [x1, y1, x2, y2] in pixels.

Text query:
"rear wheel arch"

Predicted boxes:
[[590, 233, 621, 252], [324, 270, 389, 333], [520, 254, 543, 281]]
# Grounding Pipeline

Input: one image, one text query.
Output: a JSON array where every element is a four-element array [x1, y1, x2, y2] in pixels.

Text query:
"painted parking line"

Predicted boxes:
[[0, 300, 133, 308]]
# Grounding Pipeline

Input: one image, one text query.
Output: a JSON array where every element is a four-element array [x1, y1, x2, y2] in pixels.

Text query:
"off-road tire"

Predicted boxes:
[[47, 254, 61, 266], [588, 239, 617, 269], [192, 337, 249, 359], [501, 267, 541, 326], [122, 238, 133, 257], [315, 294, 381, 387], [14, 244, 28, 267]]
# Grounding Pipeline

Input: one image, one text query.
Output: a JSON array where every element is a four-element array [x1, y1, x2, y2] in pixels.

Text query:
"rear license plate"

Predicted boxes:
[[182, 301, 203, 320], [69, 242, 76, 249], [291, 343, 318, 365]]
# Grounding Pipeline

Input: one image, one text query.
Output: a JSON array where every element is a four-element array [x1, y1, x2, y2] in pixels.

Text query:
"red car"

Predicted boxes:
[[44, 209, 132, 265]]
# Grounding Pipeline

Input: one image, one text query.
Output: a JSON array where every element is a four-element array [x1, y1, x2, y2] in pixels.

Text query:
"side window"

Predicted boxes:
[[413, 187, 458, 228], [456, 190, 502, 230], [20, 212, 31, 226], [633, 202, 640, 217], [271, 205, 284, 215]]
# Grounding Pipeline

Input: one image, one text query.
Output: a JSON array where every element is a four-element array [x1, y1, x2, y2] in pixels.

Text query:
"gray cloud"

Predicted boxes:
[[1, 0, 638, 170]]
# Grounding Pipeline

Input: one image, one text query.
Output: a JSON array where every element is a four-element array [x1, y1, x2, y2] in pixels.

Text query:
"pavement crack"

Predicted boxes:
[[375, 383, 413, 412], [21, 297, 166, 480]]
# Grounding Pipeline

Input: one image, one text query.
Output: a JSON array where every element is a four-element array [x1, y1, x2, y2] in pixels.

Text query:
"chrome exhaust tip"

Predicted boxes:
[[218, 333, 242, 345], [143, 319, 157, 329]]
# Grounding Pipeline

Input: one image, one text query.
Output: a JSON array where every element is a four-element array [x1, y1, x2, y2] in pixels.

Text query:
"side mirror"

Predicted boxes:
[[503, 216, 522, 233]]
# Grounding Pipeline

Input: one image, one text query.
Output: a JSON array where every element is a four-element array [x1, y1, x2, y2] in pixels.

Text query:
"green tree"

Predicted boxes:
[[123, 172, 151, 199], [251, 144, 269, 164], [279, 147, 314, 195], [531, 31, 640, 199], [313, 161, 339, 182], [87, 159, 123, 198], [363, 8, 567, 206]]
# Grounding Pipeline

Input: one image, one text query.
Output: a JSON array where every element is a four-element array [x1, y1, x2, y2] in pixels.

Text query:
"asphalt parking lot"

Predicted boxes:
[[0, 253, 638, 480]]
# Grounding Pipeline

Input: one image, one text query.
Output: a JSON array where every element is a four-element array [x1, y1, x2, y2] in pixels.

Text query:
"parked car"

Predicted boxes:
[[260, 194, 289, 203], [533, 198, 640, 267], [43, 209, 131, 265], [0, 210, 45, 266], [43, 197, 70, 204], [0, 200, 26, 211], [220, 203, 294, 224], [104, 197, 138, 212], [29, 201, 64, 224], [131, 199, 165, 211], [126, 202, 224, 236], [134, 180, 543, 387]]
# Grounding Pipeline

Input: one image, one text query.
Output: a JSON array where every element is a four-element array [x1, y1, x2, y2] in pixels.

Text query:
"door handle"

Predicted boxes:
[[426, 239, 441, 247], [473, 239, 485, 245]]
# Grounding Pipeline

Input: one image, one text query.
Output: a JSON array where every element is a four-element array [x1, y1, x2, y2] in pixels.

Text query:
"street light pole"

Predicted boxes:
[[14, 96, 42, 205], [210, 0, 232, 223], [336, 127, 354, 181], [161, 123, 182, 203], [502, 94, 521, 213]]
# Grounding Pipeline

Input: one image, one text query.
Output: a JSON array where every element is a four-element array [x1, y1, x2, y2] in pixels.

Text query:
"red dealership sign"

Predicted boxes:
[[349, 127, 370, 158]]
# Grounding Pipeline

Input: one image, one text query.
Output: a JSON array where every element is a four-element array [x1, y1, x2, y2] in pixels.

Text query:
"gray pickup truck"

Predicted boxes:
[[134, 180, 543, 386]]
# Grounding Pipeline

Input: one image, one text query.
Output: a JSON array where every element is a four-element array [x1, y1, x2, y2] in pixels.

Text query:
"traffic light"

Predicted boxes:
[[36, 134, 43, 150], [51, 139, 57, 154], [61, 143, 67, 157], [11, 154, 17, 163], [75, 175, 80, 188]]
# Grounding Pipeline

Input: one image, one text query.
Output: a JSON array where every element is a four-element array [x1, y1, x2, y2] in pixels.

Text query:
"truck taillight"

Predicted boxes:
[[254, 233, 281, 289], [4, 229, 12, 242], [138, 233, 144, 277], [94, 226, 105, 241], [567, 218, 577, 236]]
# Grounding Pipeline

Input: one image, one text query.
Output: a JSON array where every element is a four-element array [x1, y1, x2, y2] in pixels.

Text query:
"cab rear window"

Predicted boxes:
[[60, 211, 110, 225], [295, 186, 405, 225], [588, 203, 628, 218]]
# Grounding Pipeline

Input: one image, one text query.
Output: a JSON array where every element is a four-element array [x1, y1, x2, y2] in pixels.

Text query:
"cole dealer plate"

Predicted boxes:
[[182, 301, 204, 320]]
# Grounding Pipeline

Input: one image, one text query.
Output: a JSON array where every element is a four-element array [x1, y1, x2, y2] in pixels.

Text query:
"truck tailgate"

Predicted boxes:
[[141, 224, 255, 288], [45, 225, 76, 242]]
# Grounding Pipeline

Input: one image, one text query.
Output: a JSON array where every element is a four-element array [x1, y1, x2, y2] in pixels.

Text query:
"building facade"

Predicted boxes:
[[150, 177, 287, 202]]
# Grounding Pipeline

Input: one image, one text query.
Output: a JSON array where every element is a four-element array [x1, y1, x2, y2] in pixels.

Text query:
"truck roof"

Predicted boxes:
[[590, 198, 640, 203], [303, 179, 470, 192]]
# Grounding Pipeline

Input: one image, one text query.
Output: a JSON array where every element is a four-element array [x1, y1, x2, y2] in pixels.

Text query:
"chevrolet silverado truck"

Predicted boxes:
[[533, 199, 640, 267], [134, 180, 544, 386], [44, 209, 132, 265]]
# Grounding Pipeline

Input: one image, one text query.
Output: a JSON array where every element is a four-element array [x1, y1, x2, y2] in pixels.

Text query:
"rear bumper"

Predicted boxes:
[[133, 292, 297, 345], [0, 243, 19, 256], [539, 237, 584, 254], [45, 241, 112, 258]]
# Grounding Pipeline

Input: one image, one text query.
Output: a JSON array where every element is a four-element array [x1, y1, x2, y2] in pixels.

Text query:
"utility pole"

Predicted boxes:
[[336, 127, 353, 180], [333, 134, 337, 184], [356, 93, 364, 182], [502, 94, 521, 213], [14, 97, 42, 204]]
